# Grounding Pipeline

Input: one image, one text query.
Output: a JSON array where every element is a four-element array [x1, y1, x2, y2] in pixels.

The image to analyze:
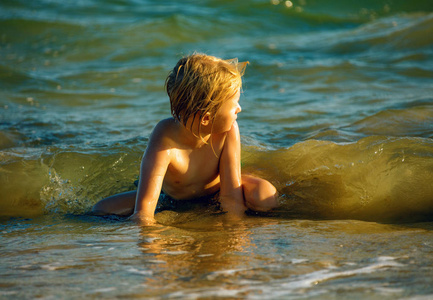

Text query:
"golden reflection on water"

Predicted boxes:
[[127, 217, 433, 298], [135, 216, 270, 295], [2, 215, 433, 299]]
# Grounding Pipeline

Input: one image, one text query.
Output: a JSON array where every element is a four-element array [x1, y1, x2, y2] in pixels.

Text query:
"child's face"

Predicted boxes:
[[212, 88, 241, 133]]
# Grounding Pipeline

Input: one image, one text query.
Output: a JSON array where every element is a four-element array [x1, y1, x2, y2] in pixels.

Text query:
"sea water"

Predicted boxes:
[[1, 0, 433, 298]]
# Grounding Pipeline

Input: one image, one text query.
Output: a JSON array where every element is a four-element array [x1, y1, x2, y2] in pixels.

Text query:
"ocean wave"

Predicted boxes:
[[347, 105, 433, 138], [326, 12, 433, 55], [243, 135, 433, 222], [1, 0, 432, 223], [1, 135, 432, 222]]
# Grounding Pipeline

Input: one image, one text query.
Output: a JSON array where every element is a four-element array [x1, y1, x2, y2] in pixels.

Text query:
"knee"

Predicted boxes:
[[243, 176, 278, 212]]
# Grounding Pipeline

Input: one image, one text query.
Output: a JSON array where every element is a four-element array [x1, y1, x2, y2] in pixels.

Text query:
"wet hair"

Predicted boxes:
[[165, 53, 248, 135]]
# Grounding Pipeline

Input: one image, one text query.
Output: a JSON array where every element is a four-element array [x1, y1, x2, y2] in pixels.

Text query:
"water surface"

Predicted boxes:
[[1, 0, 433, 298]]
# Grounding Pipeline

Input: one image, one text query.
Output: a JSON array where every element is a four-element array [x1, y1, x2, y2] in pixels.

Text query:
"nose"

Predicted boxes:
[[236, 104, 242, 114]]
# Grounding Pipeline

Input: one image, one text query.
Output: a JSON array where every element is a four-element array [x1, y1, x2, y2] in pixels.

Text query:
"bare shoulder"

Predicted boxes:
[[211, 121, 240, 158], [148, 118, 178, 148], [141, 118, 176, 166], [225, 121, 240, 142], [152, 118, 177, 136]]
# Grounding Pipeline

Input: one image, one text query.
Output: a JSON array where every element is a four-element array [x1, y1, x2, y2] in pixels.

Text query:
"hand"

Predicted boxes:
[[129, 212, 157, 226], [219, 195, 247, 219]]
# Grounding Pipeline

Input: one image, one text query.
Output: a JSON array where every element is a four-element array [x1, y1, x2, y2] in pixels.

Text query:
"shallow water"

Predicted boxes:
[[1, 0, 433, 298], [2, 215, 433, 299]]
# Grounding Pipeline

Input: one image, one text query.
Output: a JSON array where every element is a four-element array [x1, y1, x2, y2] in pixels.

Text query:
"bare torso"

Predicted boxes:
[[156, 118, 227, 200]]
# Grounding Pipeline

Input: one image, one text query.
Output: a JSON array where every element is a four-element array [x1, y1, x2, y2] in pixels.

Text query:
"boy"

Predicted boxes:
[[92, 53, 278, 224]]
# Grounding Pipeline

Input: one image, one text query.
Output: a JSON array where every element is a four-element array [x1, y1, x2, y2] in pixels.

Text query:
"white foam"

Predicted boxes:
[[91, 287, 116, 293], [127, 267, 152, 276], [206, 268, 250, 280], [162, 250, 189, 255], [281, 257, 403, 289]]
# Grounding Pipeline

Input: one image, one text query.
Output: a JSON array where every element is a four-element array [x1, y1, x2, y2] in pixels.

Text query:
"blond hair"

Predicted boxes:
[[165, 53, 248, 134]]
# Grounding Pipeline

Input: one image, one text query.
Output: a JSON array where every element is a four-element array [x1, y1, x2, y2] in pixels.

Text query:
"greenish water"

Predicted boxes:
[[1, 0, 433, 298]]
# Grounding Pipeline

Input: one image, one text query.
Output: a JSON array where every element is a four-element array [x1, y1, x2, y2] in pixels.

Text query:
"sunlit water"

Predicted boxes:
[[2, 215, 433, 299], [1, 0, 433, 298]]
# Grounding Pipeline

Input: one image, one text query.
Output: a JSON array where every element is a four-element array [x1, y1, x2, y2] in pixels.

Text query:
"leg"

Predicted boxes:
[[242, 175, 278, 212], [92, 190, 137, 216]]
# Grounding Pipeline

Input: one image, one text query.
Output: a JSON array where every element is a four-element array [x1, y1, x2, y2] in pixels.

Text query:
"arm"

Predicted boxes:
[[131, 127, 171, 225], [218, 121, 247, 218]]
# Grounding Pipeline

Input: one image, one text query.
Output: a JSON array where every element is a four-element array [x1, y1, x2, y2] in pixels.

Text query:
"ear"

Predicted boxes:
[[201, 112, 211, 126]]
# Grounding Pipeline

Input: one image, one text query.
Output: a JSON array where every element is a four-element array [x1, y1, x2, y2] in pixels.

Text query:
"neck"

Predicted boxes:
[[178, 117, 211, 148]]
